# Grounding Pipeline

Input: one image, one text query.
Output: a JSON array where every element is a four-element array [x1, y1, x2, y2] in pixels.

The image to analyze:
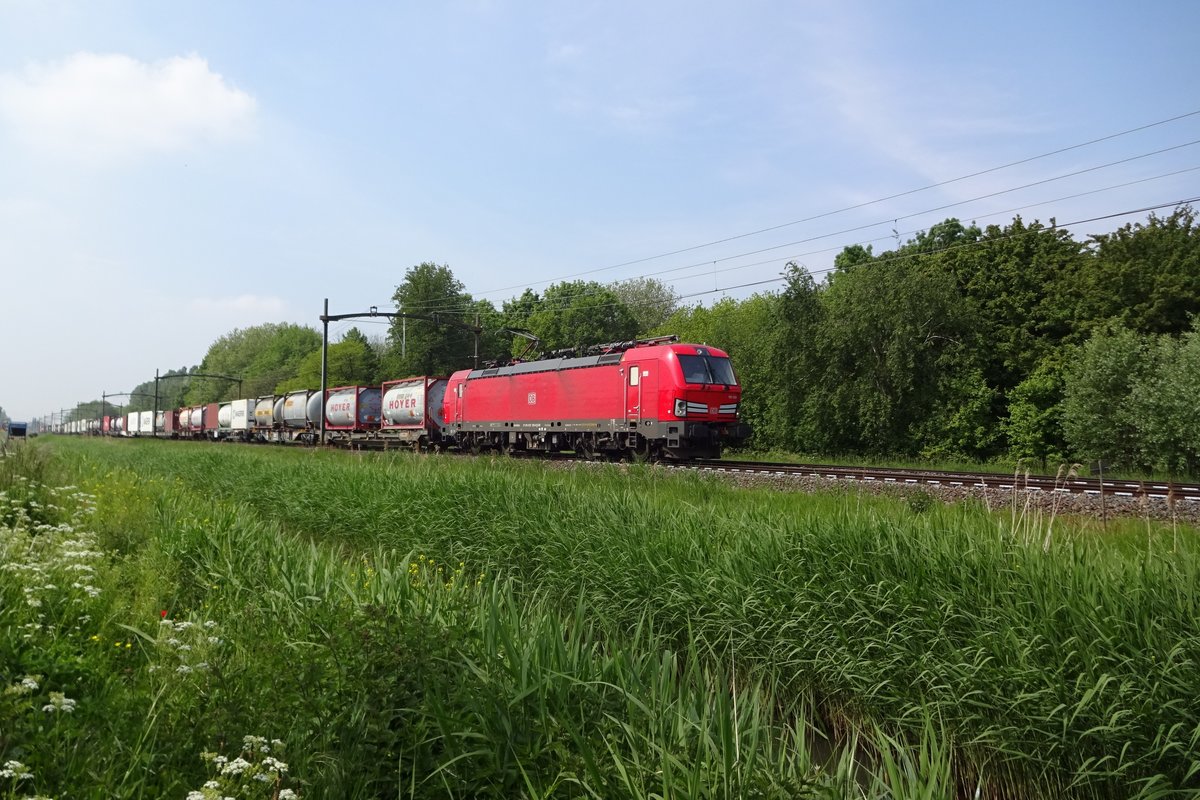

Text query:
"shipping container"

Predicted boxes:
[[325, 386, 382, 431], [230, 399, 255, 430], [254, 396, 276, 428]]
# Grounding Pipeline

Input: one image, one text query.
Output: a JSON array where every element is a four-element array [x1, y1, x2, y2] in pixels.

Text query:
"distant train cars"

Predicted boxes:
[[76, 337, 751, 459]]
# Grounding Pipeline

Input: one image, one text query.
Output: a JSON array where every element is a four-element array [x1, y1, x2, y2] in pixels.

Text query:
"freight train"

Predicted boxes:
[[73, 336, 751, 460]]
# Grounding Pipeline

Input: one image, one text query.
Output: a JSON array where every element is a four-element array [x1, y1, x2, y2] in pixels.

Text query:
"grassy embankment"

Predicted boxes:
[[2, 437, 1198, 798]]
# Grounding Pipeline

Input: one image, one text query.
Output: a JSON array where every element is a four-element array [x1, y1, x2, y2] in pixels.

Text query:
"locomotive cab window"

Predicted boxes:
[[677, 355, 738, 386]]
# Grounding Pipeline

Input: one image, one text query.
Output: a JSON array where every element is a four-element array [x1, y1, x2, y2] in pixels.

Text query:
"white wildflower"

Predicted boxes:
[[42, 691, 77, 712], [262, 756, 288, 773], [220, 757, 251, 776]]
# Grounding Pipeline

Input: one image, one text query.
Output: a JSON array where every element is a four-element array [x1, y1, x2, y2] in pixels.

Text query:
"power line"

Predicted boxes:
[[479, 196, 1200, 325], [390, 129, 1200, 316], [671, 195, 1200, 302], [468, 108, 1200, 296], [389, 142, 1200, 317]]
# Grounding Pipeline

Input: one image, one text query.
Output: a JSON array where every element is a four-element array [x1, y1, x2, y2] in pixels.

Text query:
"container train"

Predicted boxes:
[[68, 336, 751, 460]]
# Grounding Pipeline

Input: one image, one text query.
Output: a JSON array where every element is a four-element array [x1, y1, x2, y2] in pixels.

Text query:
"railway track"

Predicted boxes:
[[680, 459, 1200, 503]]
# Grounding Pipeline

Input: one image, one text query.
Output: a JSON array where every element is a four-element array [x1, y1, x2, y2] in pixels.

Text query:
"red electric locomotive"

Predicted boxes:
[[442, 336, 750, 459]]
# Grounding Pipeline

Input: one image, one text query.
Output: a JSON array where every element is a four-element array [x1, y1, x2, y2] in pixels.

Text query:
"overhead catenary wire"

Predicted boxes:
[[440, 195, 1200, 327], [387, 123, 1200, 316], [470, 108, 1200, 297], [385, 141, 1200, 319]]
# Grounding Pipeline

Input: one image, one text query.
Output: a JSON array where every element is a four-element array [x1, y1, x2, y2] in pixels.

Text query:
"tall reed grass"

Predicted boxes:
[[8, 437, 1199, 797]]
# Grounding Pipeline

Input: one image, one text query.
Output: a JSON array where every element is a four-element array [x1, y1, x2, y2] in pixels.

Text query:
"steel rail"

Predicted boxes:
[[680, 459, 1200, 503]]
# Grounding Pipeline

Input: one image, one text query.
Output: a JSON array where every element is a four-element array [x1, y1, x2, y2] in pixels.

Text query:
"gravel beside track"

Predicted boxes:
[[707, 466, 1200, 524], [562, 458, 1200, 524]]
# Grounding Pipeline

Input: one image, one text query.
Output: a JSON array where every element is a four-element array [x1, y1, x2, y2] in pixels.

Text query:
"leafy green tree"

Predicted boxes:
[[770, 264, 827, 451], [495, 289, 544, 359], [384, 263, 486, 377], [125, 367, 194, 412], [185, 324, 321, 403], [808, 246, 980, 455], [611, 277, 679, 334], [277, 327, 381, 392], [1128, 323, 1200, 475], [1061, 327, 1148, 470], [1082, 206, 1200, 336], [1004, 356, 1069, 470], [941, 217, 1085, 394], [523, 280, 638, 353]]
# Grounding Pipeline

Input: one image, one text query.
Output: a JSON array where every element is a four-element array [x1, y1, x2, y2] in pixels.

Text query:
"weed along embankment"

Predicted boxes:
[[3, 437, 1199, 798]]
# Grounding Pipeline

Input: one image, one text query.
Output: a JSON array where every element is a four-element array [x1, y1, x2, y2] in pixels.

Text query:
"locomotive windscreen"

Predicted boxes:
[[677, 355, 738, 386]]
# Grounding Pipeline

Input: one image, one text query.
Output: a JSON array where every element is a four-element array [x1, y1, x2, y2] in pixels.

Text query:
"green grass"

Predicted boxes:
[[3, 437, 1199, 798]]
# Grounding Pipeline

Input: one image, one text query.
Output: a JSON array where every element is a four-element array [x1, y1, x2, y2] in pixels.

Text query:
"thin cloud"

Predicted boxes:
[[0, 52, 257, 163]]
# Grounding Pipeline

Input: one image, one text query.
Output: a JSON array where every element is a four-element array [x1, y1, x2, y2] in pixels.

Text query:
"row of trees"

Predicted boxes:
[[677, 207, 1199, 474], [64, 205, 1200, 476]]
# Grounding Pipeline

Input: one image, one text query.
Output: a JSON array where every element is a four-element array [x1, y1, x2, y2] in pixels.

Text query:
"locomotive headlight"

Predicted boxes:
[[674, 398, 687, 417]]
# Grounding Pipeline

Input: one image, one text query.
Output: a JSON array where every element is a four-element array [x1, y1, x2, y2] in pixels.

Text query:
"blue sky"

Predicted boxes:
[[1, 1, 1198, 421]]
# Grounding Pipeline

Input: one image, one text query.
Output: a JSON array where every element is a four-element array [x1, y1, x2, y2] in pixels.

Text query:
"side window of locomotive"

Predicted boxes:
[[629, 367, 639, 386]]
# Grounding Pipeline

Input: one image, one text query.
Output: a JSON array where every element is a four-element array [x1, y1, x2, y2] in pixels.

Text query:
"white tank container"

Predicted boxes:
[[382, 379, 447, 428], [218, 403, 233, 429], [190, 408, 203, 428], [254, 397, 275, 427], [325, 387, 382, 428], [282, 391, 313, 428]]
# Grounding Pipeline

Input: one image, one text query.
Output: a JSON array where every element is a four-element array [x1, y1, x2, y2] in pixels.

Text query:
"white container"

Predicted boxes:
[[218, 403, 233, 429], [190, 408, 203, 428], [282, 391, 313, 428], [325, 387, 382, 428], [127, 411, 138, 435], [382, 378, 447, 428], [230, 399, 254, 430], [139, 411, 154, 434], [254, 397, 275, 427]]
